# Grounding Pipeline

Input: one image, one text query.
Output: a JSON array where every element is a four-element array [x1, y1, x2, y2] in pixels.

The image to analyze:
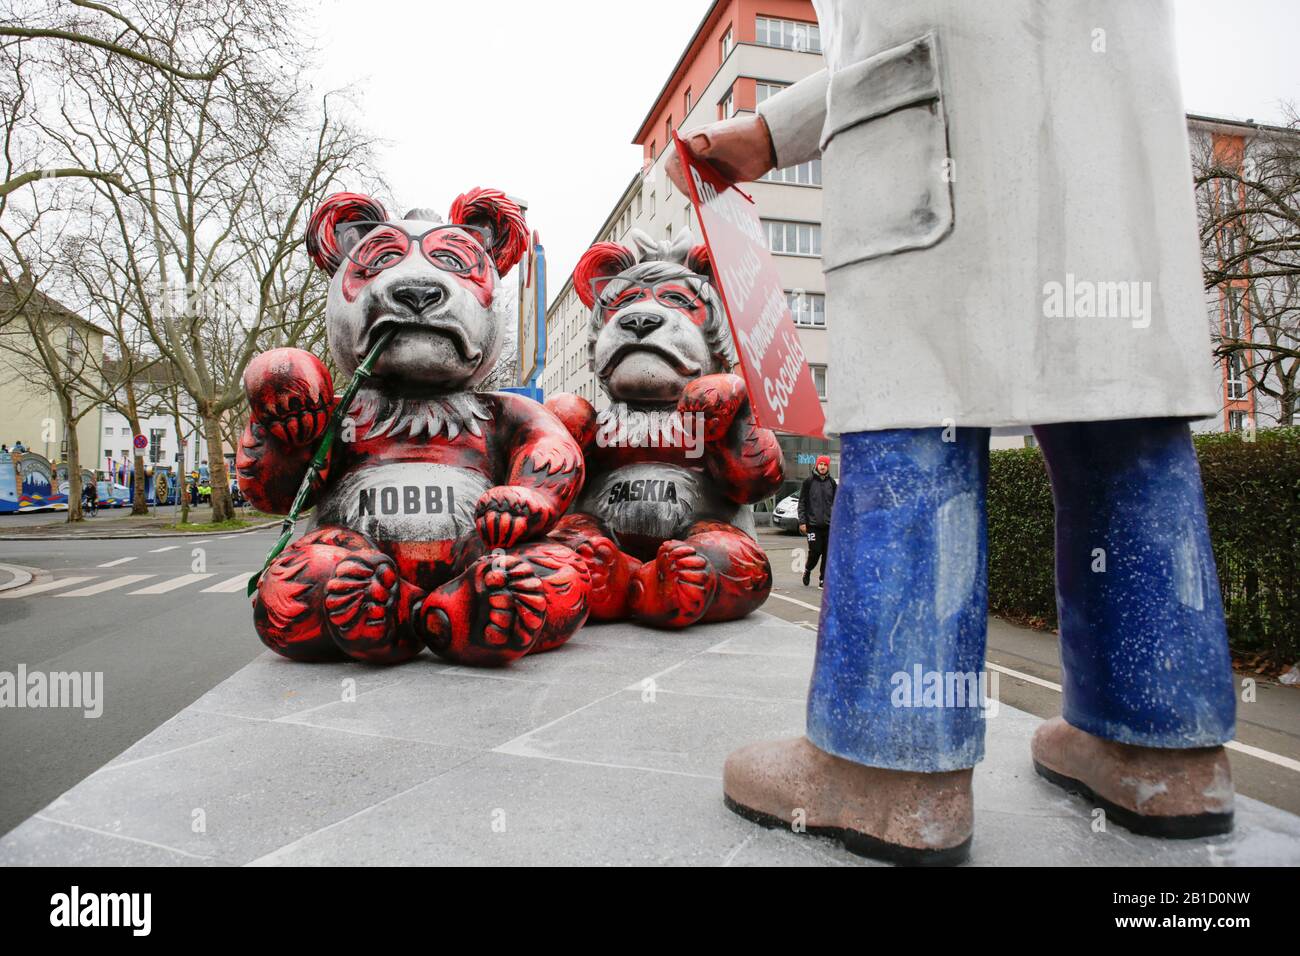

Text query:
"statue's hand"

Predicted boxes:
[[242, 348, 334, 446], [665, 114, 777, 193], [678, 373, 748, 444]]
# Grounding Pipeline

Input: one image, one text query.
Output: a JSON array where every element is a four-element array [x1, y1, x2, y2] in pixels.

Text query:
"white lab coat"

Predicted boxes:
[[757, 0, 1218, 432]]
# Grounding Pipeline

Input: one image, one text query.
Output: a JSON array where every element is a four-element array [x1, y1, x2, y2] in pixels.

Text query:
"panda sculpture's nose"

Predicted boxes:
[[619, 312, 664, 339], [391, 282, 447, 315]]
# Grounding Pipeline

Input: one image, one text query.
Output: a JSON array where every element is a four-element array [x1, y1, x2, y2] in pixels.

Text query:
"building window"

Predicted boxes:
[[666, 116, 673, 143], [1228, 410, 1247, 433], [684, 87, 692, 114], [764, 219, 822, 256], [120, 426, 129, 436], [149, 428, 164, 464], [719, 85, 735, 120], [811, 365, 827, 400], [755, 81, 789, 106], [720, 25, 734, 60], [1226, 352, 1248, 400], [650, 140, 657, 162], [787, 291, 826, 328], [104, 425, 112, 436], [761, 159, 822, 186], [756, 16, 821, 53]]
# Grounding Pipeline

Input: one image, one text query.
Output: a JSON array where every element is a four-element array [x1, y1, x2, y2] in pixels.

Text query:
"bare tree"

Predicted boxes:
[[28, 0, 373, 522], [0, 0, 232, 198], [1195, 108, 1300, 427]]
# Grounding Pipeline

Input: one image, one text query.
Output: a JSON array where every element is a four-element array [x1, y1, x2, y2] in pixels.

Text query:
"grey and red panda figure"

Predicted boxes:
[[238, 189, 590, 666], [547, 230, 785, 628]]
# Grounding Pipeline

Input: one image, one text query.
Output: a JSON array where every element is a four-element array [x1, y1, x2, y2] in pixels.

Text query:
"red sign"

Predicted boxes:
[[133, 434, 148, 450], [674, 132, 825, 438]]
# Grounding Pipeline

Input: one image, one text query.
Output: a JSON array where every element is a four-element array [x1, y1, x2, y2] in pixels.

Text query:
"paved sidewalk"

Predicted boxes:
[[0, 505, 277, 540], [3, 612, 1298, 866]]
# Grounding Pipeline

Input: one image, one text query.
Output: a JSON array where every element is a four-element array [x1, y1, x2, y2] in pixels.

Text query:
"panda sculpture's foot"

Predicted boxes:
[[418, 551, 548, 666], [628, 539, 718, 629], [324, 549, 423, 665]]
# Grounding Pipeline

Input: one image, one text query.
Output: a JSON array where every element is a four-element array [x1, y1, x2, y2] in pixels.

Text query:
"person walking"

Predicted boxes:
[[798, 455, 836, 588]]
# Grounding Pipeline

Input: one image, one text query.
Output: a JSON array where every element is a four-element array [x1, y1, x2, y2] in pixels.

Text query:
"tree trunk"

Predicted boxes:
[[172, 402, 189, 524], [204, 412, 234, 522], [125, 391, 150, 515], [60, 391, 83, 523]]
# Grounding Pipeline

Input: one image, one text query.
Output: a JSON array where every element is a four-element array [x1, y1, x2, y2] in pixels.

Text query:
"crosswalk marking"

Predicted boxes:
[[148, 545, 180, 553], [201, 573, 252, 594], [59, 575, 155, 597], [0, 576, 95, 599], [129, 573, 216, 595], [98, 556, 138, 568], [4, 571, 259, 599]]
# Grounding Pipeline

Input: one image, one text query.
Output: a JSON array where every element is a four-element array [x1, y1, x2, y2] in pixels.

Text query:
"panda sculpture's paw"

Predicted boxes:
[[629, 540, 718, 629], [324, 550, 419, 664]]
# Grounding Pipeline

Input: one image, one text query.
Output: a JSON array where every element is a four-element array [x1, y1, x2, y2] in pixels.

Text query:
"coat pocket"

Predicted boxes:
[[821, 32, 953, 271]]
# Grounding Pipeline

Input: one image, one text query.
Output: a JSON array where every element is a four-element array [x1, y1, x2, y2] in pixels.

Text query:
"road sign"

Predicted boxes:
[[675, 131, 825, 438], [133, 434, 148, 450]]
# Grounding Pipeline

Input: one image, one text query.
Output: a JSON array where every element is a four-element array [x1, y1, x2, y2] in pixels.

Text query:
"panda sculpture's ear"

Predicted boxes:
[[448, 187, 529, 276], [685, 243, 712, 278], [574, 242, 638, 309], [306, 192, 388, 273]]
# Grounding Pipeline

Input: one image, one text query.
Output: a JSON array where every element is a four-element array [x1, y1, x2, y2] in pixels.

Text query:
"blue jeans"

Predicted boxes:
[[806, 420, 1236, 772]]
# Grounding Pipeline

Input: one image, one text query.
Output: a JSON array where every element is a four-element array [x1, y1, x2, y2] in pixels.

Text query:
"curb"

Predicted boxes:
[[0, 519, 281, 543], [0, 563, 36, 592]]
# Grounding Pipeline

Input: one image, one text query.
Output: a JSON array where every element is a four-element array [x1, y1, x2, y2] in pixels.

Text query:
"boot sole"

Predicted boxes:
[[724, 795, 971, 866], [1032, 760, 1233, 839]]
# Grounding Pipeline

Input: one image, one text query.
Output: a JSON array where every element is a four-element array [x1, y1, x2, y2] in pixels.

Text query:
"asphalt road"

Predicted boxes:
[[0, 523, 1296, 841], [0, 530, 273, 836]]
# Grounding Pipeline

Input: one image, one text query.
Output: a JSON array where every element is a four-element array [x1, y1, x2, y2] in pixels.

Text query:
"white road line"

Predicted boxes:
[[986, 661, 1063, 692], [128, 573, 216, 595], [765, 606, 1300, 776], [0, 576, 94, 599], [200, 573, 252, 593], [148, 545, 180, 553], [98, 556, 138, 568], [767, 591, 822, 612], [190, 539, 212, 544], [59, 574, 154, 597]]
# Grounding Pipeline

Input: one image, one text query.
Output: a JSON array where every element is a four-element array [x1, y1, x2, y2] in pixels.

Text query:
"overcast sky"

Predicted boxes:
[[308, 0, 1299, 303]]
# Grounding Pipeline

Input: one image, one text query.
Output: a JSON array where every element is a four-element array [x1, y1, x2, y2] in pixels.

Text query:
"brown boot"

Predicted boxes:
[[723, 737, 974, 865], [1031, 717, 1234, 838]]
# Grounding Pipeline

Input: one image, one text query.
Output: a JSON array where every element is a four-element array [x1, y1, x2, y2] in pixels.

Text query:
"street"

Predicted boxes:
[[0, 522, 1297, 844], [0, 529, 271, 836]]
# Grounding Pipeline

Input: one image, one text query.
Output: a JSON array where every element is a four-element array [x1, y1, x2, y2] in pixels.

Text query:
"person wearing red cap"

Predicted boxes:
[[798, 455, 836, 588]]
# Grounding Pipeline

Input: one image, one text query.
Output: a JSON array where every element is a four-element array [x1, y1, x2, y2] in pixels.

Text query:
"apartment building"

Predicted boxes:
[[542, 0, 834, 491]]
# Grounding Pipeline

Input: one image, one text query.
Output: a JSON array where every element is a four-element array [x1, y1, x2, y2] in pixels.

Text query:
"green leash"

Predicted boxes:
[[247, 327, 397, 598]]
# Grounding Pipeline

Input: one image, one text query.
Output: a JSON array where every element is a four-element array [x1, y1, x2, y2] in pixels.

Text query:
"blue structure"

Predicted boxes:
[[809, 419, 1235, 772]]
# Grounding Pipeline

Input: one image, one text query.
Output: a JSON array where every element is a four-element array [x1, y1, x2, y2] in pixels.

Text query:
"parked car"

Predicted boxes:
[[771, 492, 800, 532]]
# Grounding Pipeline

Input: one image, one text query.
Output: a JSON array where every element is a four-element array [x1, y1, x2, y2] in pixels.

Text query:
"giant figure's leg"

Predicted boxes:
[[1030, 418, 1236, 837], [724, 428, 990, 864], [253, 526, 424, 665]]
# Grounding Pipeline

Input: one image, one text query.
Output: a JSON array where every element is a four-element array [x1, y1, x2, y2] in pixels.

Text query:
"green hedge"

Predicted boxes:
[[987, 427, 1299, 664]]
